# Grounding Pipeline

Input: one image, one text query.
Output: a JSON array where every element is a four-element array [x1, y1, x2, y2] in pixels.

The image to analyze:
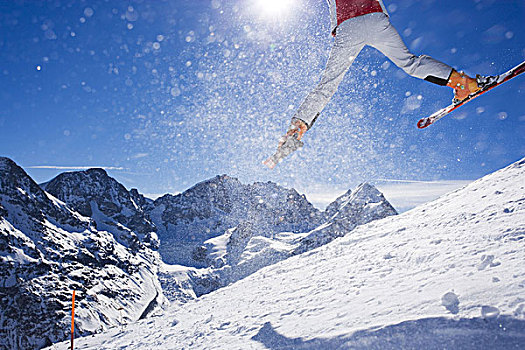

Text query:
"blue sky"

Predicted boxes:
[[1, 0, 524, 210]]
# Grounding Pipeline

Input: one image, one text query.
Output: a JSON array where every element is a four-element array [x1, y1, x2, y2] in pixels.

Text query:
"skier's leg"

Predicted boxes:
[[367, 13, 453, 85], [292, 25, 365, 129], [368, 13, 484, 101]]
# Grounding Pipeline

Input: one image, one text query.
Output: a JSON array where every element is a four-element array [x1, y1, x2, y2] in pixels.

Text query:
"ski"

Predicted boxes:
[[263, 134, 304, 169], [417, 61, 525, 129]]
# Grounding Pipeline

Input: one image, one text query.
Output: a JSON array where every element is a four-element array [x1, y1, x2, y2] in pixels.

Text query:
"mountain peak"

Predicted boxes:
[[84, 167, 109, 177], [350, 182, 383, 202], [43, 168, 156, 238], [0, 156, 17, 171]]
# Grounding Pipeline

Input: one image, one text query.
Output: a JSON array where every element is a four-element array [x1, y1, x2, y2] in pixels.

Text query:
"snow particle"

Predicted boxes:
[[36, 65, 42, 71], [185, 31, 195, 43], [170, 87, 181, 97], [498, 112, 508, 120], [211, 0, 221, 9], [126, 7, 139, 22], [387, 4, 397, 12], [84, 7, 94, 18]]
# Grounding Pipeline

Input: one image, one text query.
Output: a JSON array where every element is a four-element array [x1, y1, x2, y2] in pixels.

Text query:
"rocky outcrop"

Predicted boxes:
[[0, 158, 166, 350]]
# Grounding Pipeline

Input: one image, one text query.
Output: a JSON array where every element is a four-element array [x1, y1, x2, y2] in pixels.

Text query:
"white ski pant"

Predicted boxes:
[[294, 12, 453, 127]]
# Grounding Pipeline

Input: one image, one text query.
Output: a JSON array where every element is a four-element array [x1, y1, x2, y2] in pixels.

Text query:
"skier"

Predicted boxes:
[[274, 0, 487, 150]]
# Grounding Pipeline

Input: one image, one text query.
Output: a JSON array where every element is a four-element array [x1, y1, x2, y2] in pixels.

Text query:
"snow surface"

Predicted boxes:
[[49, 158, 525, 349]]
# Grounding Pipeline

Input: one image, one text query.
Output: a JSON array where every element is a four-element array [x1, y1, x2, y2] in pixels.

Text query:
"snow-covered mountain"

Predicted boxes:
[[50, 158, 525, 349], [149, 175, 396, 270], [295, 182, 397, 253], [149, 175, 323, 267], [0, 158, 166, 350], [42, 168, 159, 250]]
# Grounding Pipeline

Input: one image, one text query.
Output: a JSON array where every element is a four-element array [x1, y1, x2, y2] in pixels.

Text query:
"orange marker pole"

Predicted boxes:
[[71, 290, 76, 350]]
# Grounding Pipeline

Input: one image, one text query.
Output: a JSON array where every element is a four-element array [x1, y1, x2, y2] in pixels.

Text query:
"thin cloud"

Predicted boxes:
[[374, 178, 452, 184], [130, 153, 149, 159], [375, 180, 473, 212], [298, 180, 473, 213], [27, 165, 126, 171]]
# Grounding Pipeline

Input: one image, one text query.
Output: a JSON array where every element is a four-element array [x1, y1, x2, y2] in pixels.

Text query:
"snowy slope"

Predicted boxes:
[[49, 158, 525, 349]]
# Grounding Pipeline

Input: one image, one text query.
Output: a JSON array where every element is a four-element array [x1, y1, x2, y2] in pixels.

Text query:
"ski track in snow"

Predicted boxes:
[[49, 159, 525, 349]]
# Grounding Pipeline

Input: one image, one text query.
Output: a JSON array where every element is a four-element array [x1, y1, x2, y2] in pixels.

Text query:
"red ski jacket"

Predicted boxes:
[[327, 0, 388, 34]]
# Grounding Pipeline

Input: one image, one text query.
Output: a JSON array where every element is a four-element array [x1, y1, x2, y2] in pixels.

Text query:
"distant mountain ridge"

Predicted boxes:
[[37, 164, 397, 300]]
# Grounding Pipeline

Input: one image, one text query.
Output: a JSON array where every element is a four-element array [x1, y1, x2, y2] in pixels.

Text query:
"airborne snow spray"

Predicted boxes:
[[71, 290, 76, 350]]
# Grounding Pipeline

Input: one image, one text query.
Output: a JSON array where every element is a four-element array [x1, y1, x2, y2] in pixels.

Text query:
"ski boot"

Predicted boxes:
[[447, 70, 481, 103], [263, 118, 308, 169], [448, 70, 499, 104]]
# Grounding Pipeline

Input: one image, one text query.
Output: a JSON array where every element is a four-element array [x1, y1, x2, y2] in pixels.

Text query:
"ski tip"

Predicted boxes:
[[263, 158, 277, 170], [417, 118, 432, 129]]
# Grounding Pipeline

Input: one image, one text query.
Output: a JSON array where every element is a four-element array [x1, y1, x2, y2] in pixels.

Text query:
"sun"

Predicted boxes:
[[257, 0, 294, 17]]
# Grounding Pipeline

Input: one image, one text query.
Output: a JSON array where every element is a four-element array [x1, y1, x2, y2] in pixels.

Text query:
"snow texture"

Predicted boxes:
[[48, 158, 525, 349]]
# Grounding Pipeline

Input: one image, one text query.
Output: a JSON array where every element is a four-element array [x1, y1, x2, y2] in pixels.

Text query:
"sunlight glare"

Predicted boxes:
[[257, 0, 294, 17]]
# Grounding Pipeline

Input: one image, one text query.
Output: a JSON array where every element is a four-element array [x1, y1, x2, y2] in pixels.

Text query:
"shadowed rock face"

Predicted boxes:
[[0, 157, 90, 234], [0, 158, 166, 350], [43, 168, 158, 249]]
